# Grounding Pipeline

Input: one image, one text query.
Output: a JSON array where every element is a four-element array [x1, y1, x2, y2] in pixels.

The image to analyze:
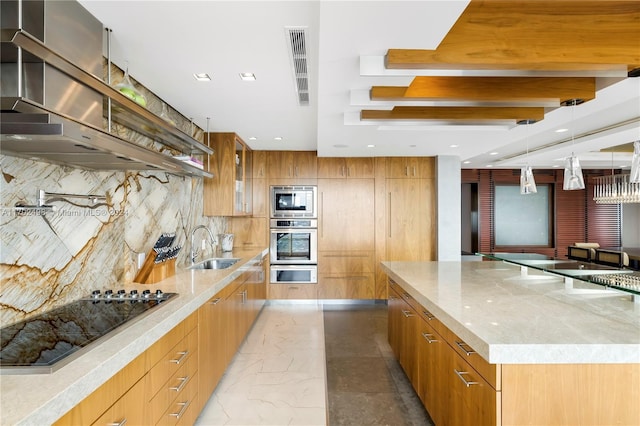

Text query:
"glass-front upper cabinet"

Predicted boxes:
[[204, 133, 252, 216]]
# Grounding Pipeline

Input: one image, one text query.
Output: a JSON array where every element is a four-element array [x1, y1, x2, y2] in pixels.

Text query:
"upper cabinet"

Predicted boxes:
[[204, 133, 252, 216], [386, 157, 434, 179], [267, 151, 317, 179], [317, 157, 375, 178]]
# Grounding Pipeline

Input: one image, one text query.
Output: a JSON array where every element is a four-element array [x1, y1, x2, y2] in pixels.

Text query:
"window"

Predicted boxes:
[[494, 184, 553, 247]]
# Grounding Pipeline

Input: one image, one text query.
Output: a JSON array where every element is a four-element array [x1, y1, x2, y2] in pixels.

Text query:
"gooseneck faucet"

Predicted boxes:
[[190, 225, 216, 264]]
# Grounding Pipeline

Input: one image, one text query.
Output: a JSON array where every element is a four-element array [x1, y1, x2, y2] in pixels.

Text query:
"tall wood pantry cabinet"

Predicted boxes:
[[318, 157, 376, 299]]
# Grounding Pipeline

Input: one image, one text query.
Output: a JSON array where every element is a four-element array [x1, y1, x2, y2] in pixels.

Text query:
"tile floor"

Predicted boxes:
[[195, 301, 433, 426]]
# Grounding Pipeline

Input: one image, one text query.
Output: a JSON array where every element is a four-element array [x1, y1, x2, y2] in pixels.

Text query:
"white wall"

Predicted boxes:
[[436, 156, 461, 260], [622, 203, 640, 246]]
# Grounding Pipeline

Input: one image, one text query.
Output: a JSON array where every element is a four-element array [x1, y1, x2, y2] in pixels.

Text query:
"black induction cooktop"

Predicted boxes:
[[0, 290, 177, 374]]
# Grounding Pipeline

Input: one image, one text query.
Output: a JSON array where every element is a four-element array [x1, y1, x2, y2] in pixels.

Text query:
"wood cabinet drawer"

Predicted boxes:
[[318, 273, 375, 299], [441, 325, 499, 391], [448, 348, 499, 426], [268, 284, 317, 299], [149, 344, 198, 425], [318, 251, 374, 273], [147, 327, 199, 399], [146, 312, 197, 369], [155, 365, 199, 426], [90, 376, 147, 426]]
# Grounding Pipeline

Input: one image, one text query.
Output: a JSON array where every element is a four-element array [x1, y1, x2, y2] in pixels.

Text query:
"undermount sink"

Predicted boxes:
[[188, 258, 240, 270]]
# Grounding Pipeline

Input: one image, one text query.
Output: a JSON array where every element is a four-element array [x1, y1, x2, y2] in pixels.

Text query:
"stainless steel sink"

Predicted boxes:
[[188, 258, 240, 270]]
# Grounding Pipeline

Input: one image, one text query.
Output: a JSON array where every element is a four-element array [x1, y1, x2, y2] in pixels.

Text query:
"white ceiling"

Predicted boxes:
[[79, 0, 640, 169]]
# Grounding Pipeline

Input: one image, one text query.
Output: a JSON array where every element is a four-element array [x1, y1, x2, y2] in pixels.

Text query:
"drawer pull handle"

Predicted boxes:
[[454, 369, 479, 387], [107, 420, 127, 426], [170, 351, 189, 364], [288, 286, 299, 290], [169, 401, 190, 419], [401, 310, 414, 318], [210, 298, 221, 305], [422, 310, 435, 320], [455, 341, 476, 356], [170, 375, 189, 392], [402, 292, 413, 300], [421, 332, 438, 343]]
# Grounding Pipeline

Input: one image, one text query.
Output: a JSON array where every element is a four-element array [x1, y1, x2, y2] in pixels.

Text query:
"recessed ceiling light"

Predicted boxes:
[[193, 73, 211, 81], [450, 144, 459, 148], [552, 165, 560, 168], [409, 144, 417, 148], [486, 165, 493, 168], [489, 152, 498, 156], [333, 144, 348, 148], [463, 160, 471, 164], [249, 136, 257, 141], [367, 144, 375, 148], [556, 128, 569, 133], [239, 72, 256, 81], [274, 136, 283, 141]]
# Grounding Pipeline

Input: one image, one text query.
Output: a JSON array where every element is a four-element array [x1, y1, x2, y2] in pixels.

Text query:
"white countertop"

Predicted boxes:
[[381, 260, 640, 365], [0, 248, 268, 426]]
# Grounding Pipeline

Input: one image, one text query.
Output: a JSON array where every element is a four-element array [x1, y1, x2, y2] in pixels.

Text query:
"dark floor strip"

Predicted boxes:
[[323, 303, 434, 426]]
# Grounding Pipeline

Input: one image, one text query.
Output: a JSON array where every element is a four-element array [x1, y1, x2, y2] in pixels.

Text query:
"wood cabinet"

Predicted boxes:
[[385, 178, 435, 262], [204, 133, 252, 216], [91, 376, 147, 426], [388, 278, 498, 426], [56, 257, 267, 426], [317, 251, 375, 299], [387, 277, 640, 426], [54, 313, 198, 426], [386, 157, 434, 178], [268, 283, 317, 299], [416, 311, 448, 426], [267, 151, 317, 179], [388, 281, 419, 386], [317, 178, 375, 299], [317, 157, 374, 178]]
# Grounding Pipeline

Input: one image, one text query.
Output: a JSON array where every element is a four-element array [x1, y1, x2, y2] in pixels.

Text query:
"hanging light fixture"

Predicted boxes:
[[593, 143, 640, 204], [631, 140, 640, 183], [562, 99, 585, 191], [518, 119, 537, 195]]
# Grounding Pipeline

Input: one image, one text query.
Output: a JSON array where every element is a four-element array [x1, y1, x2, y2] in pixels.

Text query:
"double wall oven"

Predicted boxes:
[[269, 186, 318, 284]]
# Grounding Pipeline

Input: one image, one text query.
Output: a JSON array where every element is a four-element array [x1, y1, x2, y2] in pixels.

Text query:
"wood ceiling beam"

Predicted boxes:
[[385, 1, 640, 73], [370, 77, 595, 104], [360, 106, 545, 122]]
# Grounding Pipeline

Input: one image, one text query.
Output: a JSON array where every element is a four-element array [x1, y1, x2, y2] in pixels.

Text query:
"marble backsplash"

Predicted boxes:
[[0, 156, 225, 326], [0, 65, 224, 326]]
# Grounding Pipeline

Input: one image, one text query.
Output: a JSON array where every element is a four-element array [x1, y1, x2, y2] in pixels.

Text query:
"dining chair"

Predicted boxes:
[[594, 249, 629, 268], [567, 246, 593, 262]]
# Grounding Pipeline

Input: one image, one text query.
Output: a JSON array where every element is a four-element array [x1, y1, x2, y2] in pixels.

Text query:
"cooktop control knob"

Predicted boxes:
[[91, 290, 101, 299], [142, 289, 151, 299], [130, 289, 139, 298], [117, 289, 126, 298], [104, 290, 113, 299], [155, 289, 164, 298]]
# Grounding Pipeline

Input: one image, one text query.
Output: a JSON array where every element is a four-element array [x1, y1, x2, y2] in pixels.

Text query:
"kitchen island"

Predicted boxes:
[[0, 248, 268, 426], [381, 259, 640, 426]]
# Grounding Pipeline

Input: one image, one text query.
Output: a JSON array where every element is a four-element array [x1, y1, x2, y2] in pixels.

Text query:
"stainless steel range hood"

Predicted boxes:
[[1, 98, 206, 174], [0, 1, 212, 178]]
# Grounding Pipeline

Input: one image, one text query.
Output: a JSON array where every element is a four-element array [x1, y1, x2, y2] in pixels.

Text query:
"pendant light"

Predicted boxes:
[[631, 140, 640, 183], [562, 99, 585, 191], [519, 119, 537, 195]]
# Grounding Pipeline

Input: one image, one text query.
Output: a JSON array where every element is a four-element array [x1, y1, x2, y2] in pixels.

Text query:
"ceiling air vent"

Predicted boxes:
[[285, 27, 310, 106]]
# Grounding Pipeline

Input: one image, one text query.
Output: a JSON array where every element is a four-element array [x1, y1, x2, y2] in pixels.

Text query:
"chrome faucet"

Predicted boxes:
[[190, 225, 216, 264]]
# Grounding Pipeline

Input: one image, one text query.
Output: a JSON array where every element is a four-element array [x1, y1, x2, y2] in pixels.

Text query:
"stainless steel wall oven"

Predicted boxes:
[[269, 186, 318, 284]]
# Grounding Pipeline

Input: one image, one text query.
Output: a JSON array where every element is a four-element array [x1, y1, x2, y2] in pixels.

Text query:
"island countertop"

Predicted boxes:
[[381, 260, 640, 365], [0, 248, 268, 426]]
